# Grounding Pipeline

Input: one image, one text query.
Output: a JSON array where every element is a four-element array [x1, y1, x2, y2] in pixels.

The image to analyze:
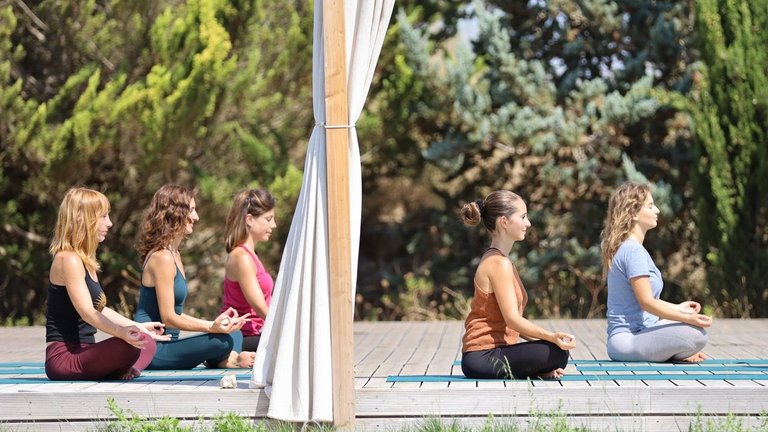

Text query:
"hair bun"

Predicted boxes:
[[475, 199, 485, 217]]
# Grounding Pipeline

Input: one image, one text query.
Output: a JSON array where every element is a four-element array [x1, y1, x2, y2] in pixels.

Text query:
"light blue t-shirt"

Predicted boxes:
[[606, 240, 663, 337]]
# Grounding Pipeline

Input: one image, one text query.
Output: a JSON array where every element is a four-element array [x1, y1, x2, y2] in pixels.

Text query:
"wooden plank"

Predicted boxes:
[[355, 387, 652, 416], [354, 415, 768, 432], [386, 323, 434, 389], [399, 322, 446, 374], [322, 0, 353, 427], [354, 321, 389, 364], [359, 322, 429, 389], [2, 320, 767, 428], [430, 321, 463, 389], [0, 390, 271, 421], [6, 415, 768, 432], [356, 322, 413, 378], [649, 387, 768, 413]]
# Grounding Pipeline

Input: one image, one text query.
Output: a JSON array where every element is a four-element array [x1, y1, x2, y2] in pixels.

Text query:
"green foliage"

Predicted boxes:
[[1, 0, 764, 323], [371, 272, 469, 321], [103, 397, 193, 431], [0, 1, 309, 322], [98, 398, 336, 431], [689, 0, 768, 317], [400, 411, 768, 431], [356, 1, 706, 319]]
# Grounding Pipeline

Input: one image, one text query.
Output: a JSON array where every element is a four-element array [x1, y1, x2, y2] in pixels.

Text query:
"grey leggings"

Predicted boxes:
[[607, 320, 708, 362]]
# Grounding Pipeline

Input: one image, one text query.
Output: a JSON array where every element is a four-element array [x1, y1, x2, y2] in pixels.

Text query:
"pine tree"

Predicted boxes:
[[357, 0, 703, 318]]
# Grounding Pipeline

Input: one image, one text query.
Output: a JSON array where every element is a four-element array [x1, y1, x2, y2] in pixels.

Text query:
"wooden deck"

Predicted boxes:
[[1, 319, 766, 431]]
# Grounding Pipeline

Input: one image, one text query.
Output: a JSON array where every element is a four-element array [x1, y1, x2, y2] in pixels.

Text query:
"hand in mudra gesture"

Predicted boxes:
[[210, 307, 251, 333]]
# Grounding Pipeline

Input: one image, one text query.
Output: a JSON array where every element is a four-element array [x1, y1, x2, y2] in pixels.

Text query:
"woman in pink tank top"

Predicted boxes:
[[220, 188, 277, 352]]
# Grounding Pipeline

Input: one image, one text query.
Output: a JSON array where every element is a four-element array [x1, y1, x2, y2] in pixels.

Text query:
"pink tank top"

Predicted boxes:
[[221, 245, 274, 336]]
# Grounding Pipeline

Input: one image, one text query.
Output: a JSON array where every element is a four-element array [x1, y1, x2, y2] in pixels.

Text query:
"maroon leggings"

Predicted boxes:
[[45, 333, 156, 380]]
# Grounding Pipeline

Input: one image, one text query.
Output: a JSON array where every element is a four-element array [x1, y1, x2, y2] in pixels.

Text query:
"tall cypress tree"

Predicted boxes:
[[691, 0, 768, 316]]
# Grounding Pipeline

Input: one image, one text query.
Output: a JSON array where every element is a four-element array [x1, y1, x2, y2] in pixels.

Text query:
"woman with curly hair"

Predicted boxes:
[[460, 190, 576, 380], [219, 188, 277, 352], [602, 182, 710, 363], [46, 187, 167, 380], [134, 184, 255, 369]]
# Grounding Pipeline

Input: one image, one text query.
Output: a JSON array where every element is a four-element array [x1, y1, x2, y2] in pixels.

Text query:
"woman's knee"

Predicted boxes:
[[541, 341, 569, 367], [689, 326, 708, 350], [107, 337, 143, 362], [206, 334, 235, 363], [210, 333, 235, 351], [553, 345, 570, 367], [138, 333, 157, 357]]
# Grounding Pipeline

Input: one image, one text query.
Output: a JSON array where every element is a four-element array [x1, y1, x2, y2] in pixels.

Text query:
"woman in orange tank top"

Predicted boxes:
[[460, 190, 576, 379]]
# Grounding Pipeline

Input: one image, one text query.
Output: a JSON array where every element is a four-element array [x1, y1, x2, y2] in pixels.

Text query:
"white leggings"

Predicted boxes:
[[607, 320, 708, 362]]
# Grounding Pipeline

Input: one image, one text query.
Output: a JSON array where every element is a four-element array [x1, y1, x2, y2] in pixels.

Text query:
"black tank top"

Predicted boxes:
[[45, 270, 107, 344]]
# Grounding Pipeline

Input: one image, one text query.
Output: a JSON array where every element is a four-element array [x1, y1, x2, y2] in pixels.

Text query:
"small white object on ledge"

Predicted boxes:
[[220, 374, 237, 389]]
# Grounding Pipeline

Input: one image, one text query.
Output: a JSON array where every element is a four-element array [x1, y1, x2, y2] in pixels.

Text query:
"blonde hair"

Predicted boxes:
[[137, 184, 195, 263], [460, 190, 523, 233], [600, 182, 652, 278], [49, 187, 111, 274], [224, 188, 276, 252]]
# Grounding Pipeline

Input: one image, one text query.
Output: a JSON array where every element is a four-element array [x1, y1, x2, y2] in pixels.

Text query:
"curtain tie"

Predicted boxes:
[[315, 122, 355, 129]]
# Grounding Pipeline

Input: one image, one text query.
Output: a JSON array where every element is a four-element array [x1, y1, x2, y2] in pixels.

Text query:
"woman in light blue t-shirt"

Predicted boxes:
[[600, 182, 710, 362]]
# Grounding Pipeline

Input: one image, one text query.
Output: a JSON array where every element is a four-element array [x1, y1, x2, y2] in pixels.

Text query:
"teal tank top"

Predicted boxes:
[[134, 266, 187, 340]]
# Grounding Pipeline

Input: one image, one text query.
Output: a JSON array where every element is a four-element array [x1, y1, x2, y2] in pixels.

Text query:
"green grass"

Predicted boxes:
[[89, 398, 335, 432], [87, 405, 768, 432], [1, 402, 765, 432]]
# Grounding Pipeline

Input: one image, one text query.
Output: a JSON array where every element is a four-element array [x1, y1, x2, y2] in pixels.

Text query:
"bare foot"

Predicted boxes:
[[237, 351, 256, 368], [221, 351, 256, 368], [116, 367, 141, 380], [537, 368, 565, 379], [680, 352, 709, 363]]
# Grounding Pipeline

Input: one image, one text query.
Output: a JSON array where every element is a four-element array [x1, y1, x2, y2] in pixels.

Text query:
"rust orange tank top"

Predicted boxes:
[[462, 247, 528, 352]]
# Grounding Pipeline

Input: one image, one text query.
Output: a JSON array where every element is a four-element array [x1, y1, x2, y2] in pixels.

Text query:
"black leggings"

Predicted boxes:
[[241, 334, 261, 352], [462, 340, 569, 379]]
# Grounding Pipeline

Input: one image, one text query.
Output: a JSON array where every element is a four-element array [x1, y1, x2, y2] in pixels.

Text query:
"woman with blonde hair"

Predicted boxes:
[[45, 187, 167, 380], [134, 184, 255, 369], [219, 188, 277, 352], [602, 182, 710, 362], [460, 190, 576, 379]]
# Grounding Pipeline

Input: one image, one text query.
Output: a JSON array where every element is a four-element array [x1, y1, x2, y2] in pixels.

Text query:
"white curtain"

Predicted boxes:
[[250, 0, 394, 422]]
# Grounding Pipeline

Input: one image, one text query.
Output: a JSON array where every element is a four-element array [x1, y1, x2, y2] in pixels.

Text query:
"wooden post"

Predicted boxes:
[[322, 0, 355, 429]]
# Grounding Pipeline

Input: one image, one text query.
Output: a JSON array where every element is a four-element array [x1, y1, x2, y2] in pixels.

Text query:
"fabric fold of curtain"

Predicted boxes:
[[250, 0, 394, 422]]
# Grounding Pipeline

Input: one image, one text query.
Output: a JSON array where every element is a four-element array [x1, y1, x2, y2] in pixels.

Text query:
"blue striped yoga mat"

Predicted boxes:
[[0, 362, 45, 368], [576, 364, 768, 372], [0, 365, 232, 375], [0, 362, 250, 383], [570, 359, 768, 365], [451, 359, 768, 368], [386, 373, 768, 383], [0, 373, 252, 385]]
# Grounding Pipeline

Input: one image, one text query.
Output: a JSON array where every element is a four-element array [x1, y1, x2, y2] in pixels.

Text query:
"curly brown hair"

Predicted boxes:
[[137, 184, 195, 263], [600, 182, 651, 278]]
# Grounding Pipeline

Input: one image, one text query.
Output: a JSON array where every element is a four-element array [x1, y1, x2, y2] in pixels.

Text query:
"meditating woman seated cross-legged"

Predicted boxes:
[[219, 188, 277, 352], [133, 184, 256, 370], [460, 190, 577, 380], [601, 182, 710, 363], [45, 187, 168, 381]]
